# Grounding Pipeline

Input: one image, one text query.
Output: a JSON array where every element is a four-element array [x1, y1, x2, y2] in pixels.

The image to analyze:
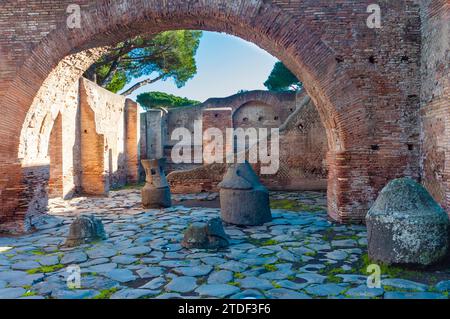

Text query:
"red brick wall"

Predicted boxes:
[[262, 96, 328, 191]]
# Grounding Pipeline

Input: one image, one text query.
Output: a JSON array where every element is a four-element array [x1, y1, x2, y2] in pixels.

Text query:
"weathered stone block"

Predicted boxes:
[[366, 178, 450, 266], [64, 215, 106, 247], [219, 161, 272, 226], [181, 218, 229, 249]]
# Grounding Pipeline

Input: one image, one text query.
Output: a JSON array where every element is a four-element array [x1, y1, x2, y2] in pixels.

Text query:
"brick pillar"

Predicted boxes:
[[202, 108, 233, 164], [125, 99, 140, 184], [0, 161, 26, 233], [48, 113, 63, 198], [79, 83, 108, 196]]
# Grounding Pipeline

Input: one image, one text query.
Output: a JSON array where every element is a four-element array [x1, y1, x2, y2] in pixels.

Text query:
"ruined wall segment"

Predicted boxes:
[[168, 93, 328, 193], [48, 113, 63, 198], [264, 94, 328, 190], [79, 81, 108, 195], [420, 0, 450, 214], [142, 90, 300, 173], [79, 78, 135, 194]]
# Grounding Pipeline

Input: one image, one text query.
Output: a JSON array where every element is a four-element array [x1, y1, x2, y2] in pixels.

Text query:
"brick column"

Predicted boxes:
[[79, 83, 108, 196], [125, 99, 140, 184], [48, 113, 63, 198]]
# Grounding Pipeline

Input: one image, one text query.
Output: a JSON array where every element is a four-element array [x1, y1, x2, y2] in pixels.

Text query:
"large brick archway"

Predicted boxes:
[[0, 0, 423, 232]]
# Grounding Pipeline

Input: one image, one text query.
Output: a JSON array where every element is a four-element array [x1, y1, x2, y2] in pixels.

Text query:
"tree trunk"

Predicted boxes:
[[84, 66, 97, 82], [120, 74, 165, 96], [100, 58, 121, 87]]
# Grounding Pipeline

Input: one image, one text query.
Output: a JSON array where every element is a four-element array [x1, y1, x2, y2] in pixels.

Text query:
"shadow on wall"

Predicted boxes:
[[0, 163, 50, 234]]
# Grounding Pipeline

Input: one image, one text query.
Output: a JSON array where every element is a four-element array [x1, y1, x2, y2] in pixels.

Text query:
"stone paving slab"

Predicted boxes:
[[0, 190, 448, 299]]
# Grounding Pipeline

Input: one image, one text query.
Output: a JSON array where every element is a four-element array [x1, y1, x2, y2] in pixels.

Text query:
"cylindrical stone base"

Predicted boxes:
[[142, 186, 172, 208], [220, 188, 272, 226]]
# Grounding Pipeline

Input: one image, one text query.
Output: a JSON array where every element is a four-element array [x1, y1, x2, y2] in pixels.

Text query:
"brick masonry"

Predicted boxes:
[[0, 0, 447, 230], [165, 92, 328, 193], [420, 0, 450, 212], [48, 113, 63, 198]]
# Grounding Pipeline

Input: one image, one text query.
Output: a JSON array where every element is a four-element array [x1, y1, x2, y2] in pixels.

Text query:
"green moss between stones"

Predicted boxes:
[[261, 239, 279, 246], [234, 272, 245, 279], [327, 274, 343, 283], [264, 264, 278, 272], [93, 287, 119, 299], [27, 264, 65, 274], [360, 254, 404, 278], [333, 234, 359, 241], [22, 291, 37, 297], [270, 199, 324, 212], [30, 250, 46, 256], [304, 252, 317, 257], [271, 281, 282, 288], [286, 275, 296, 281]]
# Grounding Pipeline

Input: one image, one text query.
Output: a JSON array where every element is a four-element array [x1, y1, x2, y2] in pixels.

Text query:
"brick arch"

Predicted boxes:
[[0, 0, 373, 231]]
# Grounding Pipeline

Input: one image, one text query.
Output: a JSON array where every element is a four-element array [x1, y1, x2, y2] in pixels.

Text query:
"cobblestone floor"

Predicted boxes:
[[0, 190, 448, 299]]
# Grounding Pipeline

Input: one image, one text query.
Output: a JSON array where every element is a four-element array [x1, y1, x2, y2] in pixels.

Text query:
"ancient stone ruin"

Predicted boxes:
[[218, 161, 272, 226], [141, 158, 172, 209], [181, 217, 230, 249], [0, 0, 449, 301], [366, 178, 450, 266], [63, 215, 106, 248], [166, 93, 327, 194]]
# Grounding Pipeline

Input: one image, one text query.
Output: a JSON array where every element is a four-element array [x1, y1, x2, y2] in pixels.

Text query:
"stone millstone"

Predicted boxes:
[[218, 161, 272, 226], [366, 177, 450, 266], [63, 215, 107, 248], [181, 218, 229, 249], [141, 158, 172, 208]]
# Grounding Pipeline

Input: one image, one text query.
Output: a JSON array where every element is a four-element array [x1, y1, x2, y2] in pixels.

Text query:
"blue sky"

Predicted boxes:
[[123, 31, 278, 103]]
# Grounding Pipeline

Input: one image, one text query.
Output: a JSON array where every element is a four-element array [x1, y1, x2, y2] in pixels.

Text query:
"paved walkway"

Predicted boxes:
[[0, 190, 448, 299]]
